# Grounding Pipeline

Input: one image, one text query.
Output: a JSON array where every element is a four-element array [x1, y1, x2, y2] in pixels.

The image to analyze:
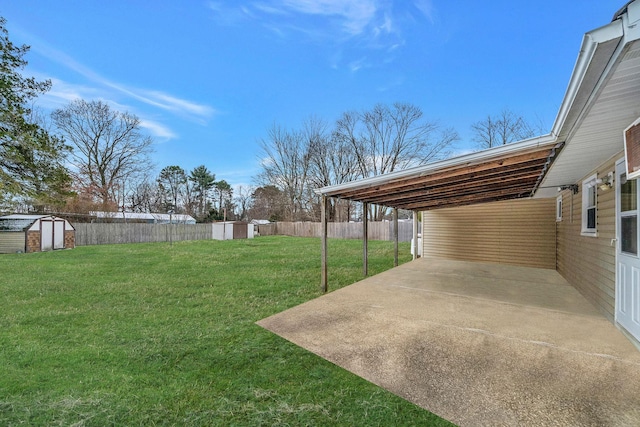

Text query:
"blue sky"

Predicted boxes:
[[1, 1, 624, 190]]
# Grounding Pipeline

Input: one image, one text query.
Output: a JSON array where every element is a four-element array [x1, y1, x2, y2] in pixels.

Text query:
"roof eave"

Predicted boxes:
[[315, 134, 557, 197], [550, 20, 624, 141]]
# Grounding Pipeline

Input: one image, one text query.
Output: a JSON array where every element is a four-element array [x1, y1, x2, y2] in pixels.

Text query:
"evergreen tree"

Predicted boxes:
[[0, 17, 71, 210]]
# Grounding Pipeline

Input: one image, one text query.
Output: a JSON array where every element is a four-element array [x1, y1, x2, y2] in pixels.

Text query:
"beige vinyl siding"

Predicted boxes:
[[0, 232, 26, 253], [556, 155, 618, 322], [422, 198, 556, 269]]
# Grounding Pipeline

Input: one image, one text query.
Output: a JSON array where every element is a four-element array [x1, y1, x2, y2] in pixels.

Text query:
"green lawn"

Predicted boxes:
[[0, 236, 453, 426]]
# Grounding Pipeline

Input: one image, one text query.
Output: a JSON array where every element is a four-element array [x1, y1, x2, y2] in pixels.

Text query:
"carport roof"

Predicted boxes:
[[315, 137, 562, 211]]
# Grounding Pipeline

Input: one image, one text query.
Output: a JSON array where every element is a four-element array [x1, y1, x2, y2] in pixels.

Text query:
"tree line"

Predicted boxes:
[[0, 17, 542, 223]]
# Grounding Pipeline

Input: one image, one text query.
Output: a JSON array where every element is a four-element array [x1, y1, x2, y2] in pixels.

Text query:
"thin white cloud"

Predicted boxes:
[[207, 1, 435, 71], [348, 57, 368, 73], [376, 13, 393, 35], [413, 0, 435, 24], [208, 1, 258, 24], [140, 91, 215, 118], [252, 2, 289, 15], [279, 0, 377, 35], [139, 119, 178, 140], [377, 75, 406, 92], [30, 39, 214, 122], [33, 77, 99, 109]]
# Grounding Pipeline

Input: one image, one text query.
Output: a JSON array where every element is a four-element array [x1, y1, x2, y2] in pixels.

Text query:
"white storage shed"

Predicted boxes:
[[0, 215, 76, 254]]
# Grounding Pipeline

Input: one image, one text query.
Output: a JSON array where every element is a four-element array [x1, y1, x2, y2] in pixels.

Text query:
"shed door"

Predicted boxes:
[[233, 223, 247, 239], [54, 220, 65, 249], [41, 220, 53, 251], [616, 159, 640, 342]]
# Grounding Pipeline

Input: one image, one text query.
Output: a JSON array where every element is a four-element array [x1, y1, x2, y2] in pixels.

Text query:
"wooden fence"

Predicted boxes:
[[73, 220, 419, 246], [73, 223, 213, 246], [257, 221, 418, 241]]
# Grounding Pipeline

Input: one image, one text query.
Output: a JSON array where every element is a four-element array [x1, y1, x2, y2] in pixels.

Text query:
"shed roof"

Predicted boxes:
[[0, 214, 61, 232], [0, 214, 50, 220]]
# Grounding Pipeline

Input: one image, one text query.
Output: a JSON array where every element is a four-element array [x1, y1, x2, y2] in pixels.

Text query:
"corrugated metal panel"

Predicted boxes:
[[556, 155, 618, 321], [422, 198, 556, 269], [0, 232, 26, 253]]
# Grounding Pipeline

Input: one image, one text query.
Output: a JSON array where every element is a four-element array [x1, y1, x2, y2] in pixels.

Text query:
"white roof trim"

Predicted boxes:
[[550, 20, 624, 139]]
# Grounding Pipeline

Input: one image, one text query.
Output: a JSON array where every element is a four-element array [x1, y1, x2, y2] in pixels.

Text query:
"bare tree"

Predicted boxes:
[[354, 103, 457, 176], [258, 124, 312, 221], [337, 103, 458, 220], [257, 103, 458, 221], [234, 185, 253, 220], [51, 99, 153, 207], [306, 116, 359, 221], [471, 109, 537, 149], [127, 179, 163, 213]]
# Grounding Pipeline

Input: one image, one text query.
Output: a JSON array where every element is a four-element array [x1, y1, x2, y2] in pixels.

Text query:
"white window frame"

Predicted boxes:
[[556, 194, 563, 222], [581, 174, 598, 236]]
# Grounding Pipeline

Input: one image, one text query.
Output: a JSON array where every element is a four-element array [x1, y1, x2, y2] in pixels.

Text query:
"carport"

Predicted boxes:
[[258, 258, 640, 426], [315, 136, 562, 291]]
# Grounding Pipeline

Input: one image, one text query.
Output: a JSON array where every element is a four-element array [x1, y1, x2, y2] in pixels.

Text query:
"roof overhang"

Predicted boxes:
[[537, 2, 640, 197], [316, 136, 560, 211]]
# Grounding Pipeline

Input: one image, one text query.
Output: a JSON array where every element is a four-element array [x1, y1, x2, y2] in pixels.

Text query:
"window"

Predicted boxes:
[[556, 195, 563, 222], [620, 173, 638, 255], [581, 174, 597, 236]]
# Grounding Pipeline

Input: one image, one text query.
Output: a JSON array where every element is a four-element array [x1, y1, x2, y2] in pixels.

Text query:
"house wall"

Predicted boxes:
[[556, 155, 619, 322], [422, 198, 556, 269], [0, 232, 26, 253]]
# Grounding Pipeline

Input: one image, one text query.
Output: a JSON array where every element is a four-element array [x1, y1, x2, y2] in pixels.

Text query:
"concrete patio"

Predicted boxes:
[[257, 258, 640, 426]]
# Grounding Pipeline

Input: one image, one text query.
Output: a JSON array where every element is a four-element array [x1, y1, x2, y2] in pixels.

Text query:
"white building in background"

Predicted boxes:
[[91, 211, 196, 224]]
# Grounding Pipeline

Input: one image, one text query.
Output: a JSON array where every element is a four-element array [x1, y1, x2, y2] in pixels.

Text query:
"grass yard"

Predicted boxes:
[[0, 236, 453, 426]]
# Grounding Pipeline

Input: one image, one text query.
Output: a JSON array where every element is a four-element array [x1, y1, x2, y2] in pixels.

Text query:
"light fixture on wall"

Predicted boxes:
[[557, 184, 579, 194], [597, 172, 614, 191]]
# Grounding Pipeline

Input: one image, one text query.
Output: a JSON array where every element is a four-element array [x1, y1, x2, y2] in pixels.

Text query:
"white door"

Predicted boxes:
[[41, 220, 53, 251], [616, 159, 640, 341], [54, 220, 65, 249]]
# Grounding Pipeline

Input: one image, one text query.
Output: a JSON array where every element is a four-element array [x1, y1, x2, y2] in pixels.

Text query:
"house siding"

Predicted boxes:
[[422, 198, 556, 269], [556, 155, 618, 322]]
